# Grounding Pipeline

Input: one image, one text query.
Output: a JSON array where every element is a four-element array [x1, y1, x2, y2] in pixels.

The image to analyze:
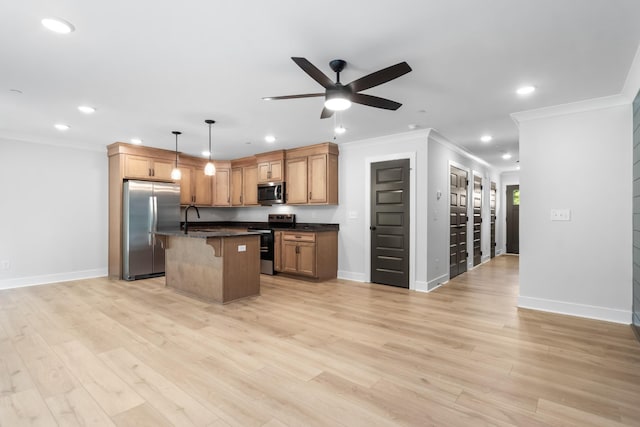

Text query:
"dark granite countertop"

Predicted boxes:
[[155, 230, 262, 239], [182, 221, 339, 232]]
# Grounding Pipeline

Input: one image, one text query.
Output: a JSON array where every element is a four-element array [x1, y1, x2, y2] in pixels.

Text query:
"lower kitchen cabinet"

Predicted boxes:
[[276, 231, 337, 281]]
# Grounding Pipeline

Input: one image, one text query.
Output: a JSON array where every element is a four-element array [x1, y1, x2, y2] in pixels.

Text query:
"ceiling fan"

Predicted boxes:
[[263, 57, 412, 119]]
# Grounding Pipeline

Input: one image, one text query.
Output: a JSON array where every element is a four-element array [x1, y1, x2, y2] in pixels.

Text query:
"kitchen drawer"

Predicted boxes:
[[282, 232, 316, 242]]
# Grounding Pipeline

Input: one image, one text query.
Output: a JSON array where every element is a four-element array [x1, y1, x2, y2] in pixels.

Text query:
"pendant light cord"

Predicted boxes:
[[208, 122, 212, 161]]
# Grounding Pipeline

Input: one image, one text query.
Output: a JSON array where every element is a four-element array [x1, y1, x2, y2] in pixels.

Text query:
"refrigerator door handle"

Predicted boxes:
[[148, 196, 154, 246], [152, 196, 158, 246]]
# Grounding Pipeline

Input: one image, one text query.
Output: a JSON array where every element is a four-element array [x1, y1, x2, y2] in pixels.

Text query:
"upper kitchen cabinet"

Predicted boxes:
[[256, 150, 285, 183], [178, 158, 213, 206], [231, 156, 258, 206], [213, 161, 231, 207], [124, 154, 174, 181], [285, 142, 338, 205]]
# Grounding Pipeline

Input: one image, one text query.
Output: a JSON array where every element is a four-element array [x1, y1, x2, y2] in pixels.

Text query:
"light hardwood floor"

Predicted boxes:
[[1, 255, 639, 426]]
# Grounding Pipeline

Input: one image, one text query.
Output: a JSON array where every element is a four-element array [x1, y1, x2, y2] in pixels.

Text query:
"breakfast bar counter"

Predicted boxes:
[[155, 231, 261, 304]]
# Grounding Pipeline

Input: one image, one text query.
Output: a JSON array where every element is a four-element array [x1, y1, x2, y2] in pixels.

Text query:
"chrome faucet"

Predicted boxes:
[[184, 205, 200, 234]]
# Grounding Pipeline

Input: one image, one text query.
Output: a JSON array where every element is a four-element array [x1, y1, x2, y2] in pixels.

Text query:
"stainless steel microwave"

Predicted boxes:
[[257, 182, 286, 205]]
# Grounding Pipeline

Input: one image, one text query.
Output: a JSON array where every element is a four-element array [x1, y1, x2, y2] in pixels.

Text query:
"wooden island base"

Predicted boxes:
[[157, 232, 260, 304]]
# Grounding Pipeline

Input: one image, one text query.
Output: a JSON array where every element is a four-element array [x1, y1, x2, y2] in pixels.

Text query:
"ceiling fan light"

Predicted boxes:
[[204, 161, 216, 176], [324, 97, 351, 111]]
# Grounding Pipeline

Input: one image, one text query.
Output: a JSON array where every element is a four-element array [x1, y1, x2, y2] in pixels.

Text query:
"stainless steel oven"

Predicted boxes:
[[248, 213, 296, 275], [248, 228, 275, 275]]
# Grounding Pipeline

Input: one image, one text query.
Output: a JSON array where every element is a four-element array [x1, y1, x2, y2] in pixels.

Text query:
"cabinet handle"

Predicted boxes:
[[309, 192, 311, 200], [240, 195, 243, 204], [227, 196, 230, 203], [295, 246, 299, 254]]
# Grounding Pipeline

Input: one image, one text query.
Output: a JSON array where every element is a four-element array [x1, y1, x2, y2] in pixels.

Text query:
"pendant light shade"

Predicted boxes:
[[171, 131, 182, 180], [204, 119, 216, 176]]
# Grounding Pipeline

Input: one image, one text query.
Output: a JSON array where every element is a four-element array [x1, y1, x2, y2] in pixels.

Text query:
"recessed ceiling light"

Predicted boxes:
[[201, 150, 211, 157], [41, 17, 75, 34], [54, 123, 70, 131], [265, 135, 276, 143], [502, 153, 512, 160], [77, 105, 95, 114], [480, 135, 492, 143], [131, 138, 143, 145], [334, 125, 347, 134], [516, 165, 521, 170], [516, 85, 536, 95]]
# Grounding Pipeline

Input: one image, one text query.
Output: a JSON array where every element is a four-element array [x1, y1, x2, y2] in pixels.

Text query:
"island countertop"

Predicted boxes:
[[155, 230, 262, 238]]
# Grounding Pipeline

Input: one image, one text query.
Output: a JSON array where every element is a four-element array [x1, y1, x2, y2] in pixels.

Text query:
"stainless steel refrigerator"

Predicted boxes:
[[123, 180, 181, 280]]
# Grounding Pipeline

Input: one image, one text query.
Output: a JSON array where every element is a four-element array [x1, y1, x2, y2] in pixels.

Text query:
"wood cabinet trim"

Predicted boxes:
[[285, 142, 339, 159]]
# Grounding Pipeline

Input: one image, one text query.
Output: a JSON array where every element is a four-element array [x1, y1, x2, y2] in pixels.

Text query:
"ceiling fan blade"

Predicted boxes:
[[347, 61, 412, 93], [263, 93, 324, 101], [292, 57, 335, 89], [320, 107, 334, 119], [351, 93, 402, 110]]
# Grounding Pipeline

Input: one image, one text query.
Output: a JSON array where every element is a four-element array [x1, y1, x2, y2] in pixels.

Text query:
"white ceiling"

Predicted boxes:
[[2, 0, 639, 170]]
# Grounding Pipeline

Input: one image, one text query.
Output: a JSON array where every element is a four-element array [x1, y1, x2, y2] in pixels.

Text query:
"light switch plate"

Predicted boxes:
[[238, 245, 246, 252], [550, 209, 571, 221]]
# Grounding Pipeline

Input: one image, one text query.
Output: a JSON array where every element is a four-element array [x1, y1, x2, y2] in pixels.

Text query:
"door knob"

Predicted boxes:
[[370, 226, 377, 231]]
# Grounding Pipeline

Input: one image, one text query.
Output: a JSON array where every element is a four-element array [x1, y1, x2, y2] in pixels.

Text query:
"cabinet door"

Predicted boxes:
[[152, 159, 175, 181], [297, 242, 316, 277], [308, 154, 327, 204], [124, 155, 152, 178], [213, 168, 230, 206], [243, 165, 258, 205], [286, 157, 308, 204], [231, 167, 243, 206], [178, 166, 193, 205], [257, 162, 271, 183], [274, 231, 283, 272], [270, 160, 283, 181], [194, 168, 212, 206], [282, 241, 299, 273]]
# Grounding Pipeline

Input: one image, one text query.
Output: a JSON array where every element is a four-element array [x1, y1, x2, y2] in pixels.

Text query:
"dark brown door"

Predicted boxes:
[[506, 185, 520, 254], [450, 166, 468, 279], [370, 159, 410, 288], [490, 181, 497, 258], [473, 174, 482, 266]]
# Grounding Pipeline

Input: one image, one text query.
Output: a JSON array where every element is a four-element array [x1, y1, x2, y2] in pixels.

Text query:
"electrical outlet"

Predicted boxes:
[[550, 209, 571, 221], [237, 245, 246, 252], [0, 260, 10, 271]]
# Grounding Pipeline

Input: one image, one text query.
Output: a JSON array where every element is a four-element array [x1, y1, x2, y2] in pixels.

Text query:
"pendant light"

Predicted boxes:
[[203, 119, 216, 176], [170, 131, 182, 180]]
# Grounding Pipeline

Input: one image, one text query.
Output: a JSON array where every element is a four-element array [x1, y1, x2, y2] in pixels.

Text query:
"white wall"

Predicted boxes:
[[0, 138, 108, 289], [336, 131, 428, 288], [498, 171, 520, 254], [426, 132, 500, 290], [515, 102, 632, 323]]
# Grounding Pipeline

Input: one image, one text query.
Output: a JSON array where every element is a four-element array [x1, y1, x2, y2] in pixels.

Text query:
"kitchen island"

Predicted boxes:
[[155, 230, 261, 304]]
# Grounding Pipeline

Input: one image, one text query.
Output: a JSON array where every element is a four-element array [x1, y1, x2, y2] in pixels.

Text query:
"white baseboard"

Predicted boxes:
[[426, 273, 449, 292], [0, 268, 108, 290], [518, 295, 631, 324], [337, 270, 365, 282], [481, 255, 491, 263], [414, 280, 429, 293]]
